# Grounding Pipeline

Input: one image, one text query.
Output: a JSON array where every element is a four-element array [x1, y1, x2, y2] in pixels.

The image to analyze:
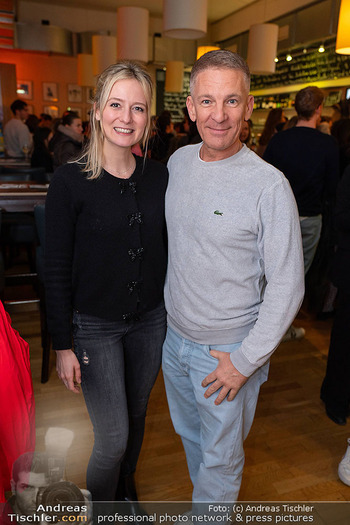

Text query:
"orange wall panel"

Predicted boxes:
[[0, 49, 92, 120]]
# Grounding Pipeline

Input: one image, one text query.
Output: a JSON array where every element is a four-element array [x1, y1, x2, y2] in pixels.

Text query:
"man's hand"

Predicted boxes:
[[56, 349, 81, 394], [202, 350, 248, 405]]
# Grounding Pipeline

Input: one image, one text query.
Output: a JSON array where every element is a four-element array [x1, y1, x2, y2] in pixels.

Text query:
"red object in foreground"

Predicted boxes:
[[0, 301, 35, 502]]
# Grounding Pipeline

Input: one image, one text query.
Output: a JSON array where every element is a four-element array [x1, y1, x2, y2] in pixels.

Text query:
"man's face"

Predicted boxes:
[[187, 68, 254, 162], [12, 471, 47, 515], [17, 107, 29, 121]]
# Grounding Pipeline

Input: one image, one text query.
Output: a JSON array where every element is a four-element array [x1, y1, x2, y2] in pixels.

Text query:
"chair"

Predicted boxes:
[[1, 208, 37, 271], [34, 204, 51, 383], [1, 204, 51, 383], [0, 171, 43, 270]]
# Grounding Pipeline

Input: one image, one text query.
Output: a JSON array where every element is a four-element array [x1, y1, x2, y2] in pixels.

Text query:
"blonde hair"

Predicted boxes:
[[79, 60, 153, 180]]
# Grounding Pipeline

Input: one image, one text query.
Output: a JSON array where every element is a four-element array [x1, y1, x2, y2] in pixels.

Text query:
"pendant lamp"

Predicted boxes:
[[92, 35, 117, 75], [247, 23, 279, 75], [336, 0, 350, 54], [196, 46, 220, 60], [117, 7, 149, 62], [165, 61, 184, 92], [77, 53, 95, 87], [163, 0, 207, 39]]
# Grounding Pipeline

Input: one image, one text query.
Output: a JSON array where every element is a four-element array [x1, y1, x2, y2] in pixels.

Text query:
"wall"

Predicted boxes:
[[0, 50, 159, 123], [0, 49, 88, 123]]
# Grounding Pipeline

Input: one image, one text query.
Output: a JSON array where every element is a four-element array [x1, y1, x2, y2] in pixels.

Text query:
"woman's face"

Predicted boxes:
[[67, 118, 83, 135], [239, 120, 250, 143], [96, 78, 148, 152]]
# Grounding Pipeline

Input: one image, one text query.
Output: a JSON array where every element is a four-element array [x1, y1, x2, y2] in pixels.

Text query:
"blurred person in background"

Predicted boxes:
[[256, 108, 286, 157], [25, 114, 39, 135], [239, 118, 256, 150], [3, 100, 32, 159], [38, 114, 53, 131], [331, 100, 350, 124], [317, 115, 332, 135], [149, 111, 175, 162], [321, 164, 350, 425], [264, 86, 339, 341], [331, 117, 350, 176], [49, 111, 84, 170]]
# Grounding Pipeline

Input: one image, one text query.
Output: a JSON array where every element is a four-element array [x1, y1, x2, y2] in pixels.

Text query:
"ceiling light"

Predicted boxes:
[[165, 61, 184, 92], [336, 0, 350, 54], [197, 46, 220, 60], [163, 0, 207, 39], [92, 35, 117, 76], [117, 7, 149, 62], [246, 23, 279, 74], [286, 54, 292, 61], [318, 44, 325, 53], [77, 54, 95, 87]]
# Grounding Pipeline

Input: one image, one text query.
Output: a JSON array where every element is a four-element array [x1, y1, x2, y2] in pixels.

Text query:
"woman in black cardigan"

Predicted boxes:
[[45, 61, 168, 504]]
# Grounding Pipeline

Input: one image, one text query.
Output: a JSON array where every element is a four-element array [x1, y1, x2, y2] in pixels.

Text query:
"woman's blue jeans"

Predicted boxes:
[[72, 302, 166, 501]]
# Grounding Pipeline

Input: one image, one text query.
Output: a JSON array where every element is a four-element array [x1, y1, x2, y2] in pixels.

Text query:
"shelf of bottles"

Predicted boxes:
[[251, 44, 350, 92], [163, 72, 190, 122], [253, 94, 295, 110]]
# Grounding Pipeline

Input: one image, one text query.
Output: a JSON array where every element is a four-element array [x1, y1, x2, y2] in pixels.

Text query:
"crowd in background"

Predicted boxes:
[[4, 95, 350, 175]]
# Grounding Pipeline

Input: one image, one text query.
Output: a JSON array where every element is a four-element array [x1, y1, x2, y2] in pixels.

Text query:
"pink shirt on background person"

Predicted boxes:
[[131, 143, 143, 156]]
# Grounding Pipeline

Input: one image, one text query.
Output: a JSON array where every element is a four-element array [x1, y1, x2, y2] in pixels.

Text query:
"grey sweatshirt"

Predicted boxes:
[[164, 143, 305, 377]]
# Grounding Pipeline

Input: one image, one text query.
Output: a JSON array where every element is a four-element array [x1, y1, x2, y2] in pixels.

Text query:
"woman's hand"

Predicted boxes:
[[55, 349, 81, 394]]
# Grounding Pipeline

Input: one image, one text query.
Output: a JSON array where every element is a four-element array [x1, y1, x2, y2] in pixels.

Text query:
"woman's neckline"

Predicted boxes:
[[103, 154, 137, 179]]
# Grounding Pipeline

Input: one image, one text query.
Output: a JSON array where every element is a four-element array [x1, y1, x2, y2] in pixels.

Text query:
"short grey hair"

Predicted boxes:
[[190, 50, 251, 94]]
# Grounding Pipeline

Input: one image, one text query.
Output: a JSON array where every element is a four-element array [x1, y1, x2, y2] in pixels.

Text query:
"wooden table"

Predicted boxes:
[[0, 184, 48, 212], [0, 158, 31, 168]]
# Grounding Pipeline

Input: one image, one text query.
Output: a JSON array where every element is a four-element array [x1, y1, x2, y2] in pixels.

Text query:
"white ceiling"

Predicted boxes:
[[23, 0, 258, 23]]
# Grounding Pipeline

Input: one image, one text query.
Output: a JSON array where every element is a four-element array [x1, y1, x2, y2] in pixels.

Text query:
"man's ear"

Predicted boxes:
[[245, 95, 254, 121], [315, 103, 323, 117], [186, 96, 197, 122]]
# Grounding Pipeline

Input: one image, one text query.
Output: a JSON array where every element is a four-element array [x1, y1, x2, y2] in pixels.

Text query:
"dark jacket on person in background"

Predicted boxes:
[[50, 124, 83, 171]]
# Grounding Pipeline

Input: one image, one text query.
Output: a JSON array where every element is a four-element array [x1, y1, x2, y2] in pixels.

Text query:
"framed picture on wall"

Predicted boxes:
[[43, 82, 58, 102], [43, 105, 59, 118], [17, 80, 33, 100], [324, 90, 342, 107], [86, 86, 95, 103], [68, 84, 83, 103], [67, 106, 82, 118]]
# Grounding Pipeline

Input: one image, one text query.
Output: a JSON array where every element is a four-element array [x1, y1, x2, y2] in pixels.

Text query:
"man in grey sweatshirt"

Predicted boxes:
[[162, 50, 305, 503]]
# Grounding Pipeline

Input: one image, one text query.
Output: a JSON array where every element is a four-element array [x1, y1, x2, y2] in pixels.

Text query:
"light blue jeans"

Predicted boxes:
[[162, 326, 268, 502]]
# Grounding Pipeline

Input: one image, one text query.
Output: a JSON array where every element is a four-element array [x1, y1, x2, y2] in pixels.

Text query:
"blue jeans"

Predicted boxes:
[[73, 302, 166, 501], [162, 326, 268, 502]]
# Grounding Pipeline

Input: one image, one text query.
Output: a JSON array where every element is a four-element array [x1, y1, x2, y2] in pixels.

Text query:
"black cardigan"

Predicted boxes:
[[45, 156, 168, 350]]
